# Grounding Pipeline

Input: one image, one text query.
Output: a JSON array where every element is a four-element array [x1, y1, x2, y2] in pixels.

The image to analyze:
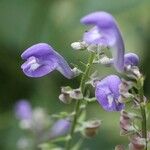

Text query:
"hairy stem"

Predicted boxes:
[[138, 78, 147, 150], [65, 52, 95, 150]]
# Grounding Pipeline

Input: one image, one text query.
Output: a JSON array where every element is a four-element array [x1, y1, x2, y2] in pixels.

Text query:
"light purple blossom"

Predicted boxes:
[[15, 100, 32, 120], [124, 53, 139, 67], [95, 75, 124, 111], [21, 43, 75, 78], [49, 119, 71, 138], [81, 11, 125, 72], [107, 53, 139, 67]]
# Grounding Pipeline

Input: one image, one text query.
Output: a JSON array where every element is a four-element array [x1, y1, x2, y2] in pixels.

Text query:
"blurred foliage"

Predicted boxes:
[[0, 0, 150, 149]]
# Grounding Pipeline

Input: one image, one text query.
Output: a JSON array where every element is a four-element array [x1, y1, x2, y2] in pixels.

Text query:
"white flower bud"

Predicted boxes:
[[59, 93, 72, 104], [71, 41, 88, 50], [70, 88, 83, 100]]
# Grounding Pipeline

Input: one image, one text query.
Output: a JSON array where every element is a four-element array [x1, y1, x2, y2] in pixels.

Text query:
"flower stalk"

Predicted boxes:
[[138, 77, 147, 150], [65, 52, 95, 150]]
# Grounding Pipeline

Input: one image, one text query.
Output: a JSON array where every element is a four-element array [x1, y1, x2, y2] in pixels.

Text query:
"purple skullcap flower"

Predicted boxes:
[[95, 75, 124, 111], [81, 11, 125, 72], [21, 43, 75, 78], [49, 119, 71, 138], [15, 100, 32, 120], [124, 53, 139, 67], [107, 53, 139, 68]]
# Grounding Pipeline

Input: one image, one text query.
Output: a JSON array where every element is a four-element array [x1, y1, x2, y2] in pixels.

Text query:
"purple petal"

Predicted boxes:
[[124, 53, 139, 66], [81, 11, 125, 72], [50, 119, 71, 138], [95, 75, 124, 111], [21, 43, 75, 78], [15, 100, 32, 120]]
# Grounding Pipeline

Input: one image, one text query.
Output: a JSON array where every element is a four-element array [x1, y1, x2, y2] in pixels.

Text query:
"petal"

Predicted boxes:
[[81, 11, 125, 72], [21, 43, 54, 60], [21, 56, 57, 77], [21, 43, 75, 78], [95, 75, 124, 111], [83, 27, 108, 46]]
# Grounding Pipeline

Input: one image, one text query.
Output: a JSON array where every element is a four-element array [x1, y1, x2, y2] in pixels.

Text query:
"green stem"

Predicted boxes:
[[65, 52, 95, 150], [138, 78, 147, 150]]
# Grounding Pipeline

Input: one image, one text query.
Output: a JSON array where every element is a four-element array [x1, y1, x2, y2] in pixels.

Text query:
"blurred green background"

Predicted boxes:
[[0, 0, 150, 149]]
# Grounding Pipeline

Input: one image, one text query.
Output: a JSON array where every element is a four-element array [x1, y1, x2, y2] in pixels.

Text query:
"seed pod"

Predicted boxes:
[[83, 120, 101, 138]]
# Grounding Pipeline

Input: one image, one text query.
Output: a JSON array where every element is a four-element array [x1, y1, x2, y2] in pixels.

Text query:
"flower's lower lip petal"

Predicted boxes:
[[22, 64, 56, 78], [95, 89, 117, 111], [21, 43, 76, 78], [95, 75, 124, 112]]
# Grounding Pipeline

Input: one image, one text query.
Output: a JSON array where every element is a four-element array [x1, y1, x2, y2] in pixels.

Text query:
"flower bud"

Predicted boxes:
[[59, 86, 72, 104], [70, 88, 83, 100], [71, 41, 88, 50], [98, 56, 113, 66], [59, 93, 72, 104], [83, 120, 101, 138]]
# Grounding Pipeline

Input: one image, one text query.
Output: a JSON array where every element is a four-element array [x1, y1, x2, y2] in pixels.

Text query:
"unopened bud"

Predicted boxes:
[[70, 88, 83, 100], [59, 93, 72, 104], [71, 41, 88, 50], [99, 56, 113, 66], [61, 86, 72, 93], [83, 120, 101, 138]]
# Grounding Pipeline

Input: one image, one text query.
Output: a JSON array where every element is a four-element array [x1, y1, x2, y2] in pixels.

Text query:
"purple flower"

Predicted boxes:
[[81, 11, 125, 72], [124, 53, 139, 67], [106, 53, 139, 68], [21, 43, 75, 78], [15, 100, 32, 120], [49, 119, 71, 138], [95, 75, 124, 111]]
